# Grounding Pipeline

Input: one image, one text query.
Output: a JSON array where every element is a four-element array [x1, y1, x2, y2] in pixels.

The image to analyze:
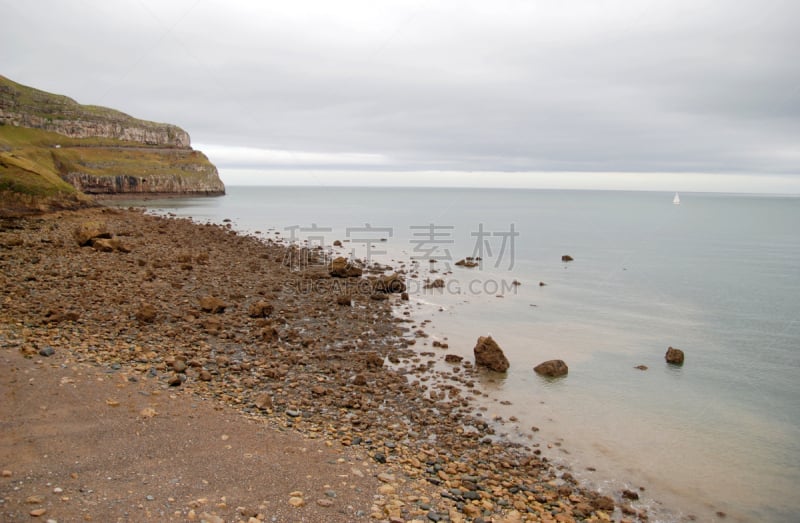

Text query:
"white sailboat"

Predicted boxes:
[[673, 192, 681, 205]]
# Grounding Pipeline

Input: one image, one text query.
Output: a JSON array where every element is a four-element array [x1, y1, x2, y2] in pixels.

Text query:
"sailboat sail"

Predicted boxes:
[[673, 193, 681, 205]]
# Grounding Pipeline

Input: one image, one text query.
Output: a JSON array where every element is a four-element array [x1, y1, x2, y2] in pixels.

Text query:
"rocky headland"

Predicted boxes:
[[0, 75, 224, 216], [0, 207, 651, 522]]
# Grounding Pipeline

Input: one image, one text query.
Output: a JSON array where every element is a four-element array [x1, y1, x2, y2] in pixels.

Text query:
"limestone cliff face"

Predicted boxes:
[[59, 150, 225, 195], [2, 111, 191, 148], [0, 75, 224, 196]]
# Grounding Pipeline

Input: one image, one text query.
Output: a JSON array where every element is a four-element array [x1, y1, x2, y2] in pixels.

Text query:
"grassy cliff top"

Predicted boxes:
[[0, 75, 177, 131], [0, 75, 222, 214]]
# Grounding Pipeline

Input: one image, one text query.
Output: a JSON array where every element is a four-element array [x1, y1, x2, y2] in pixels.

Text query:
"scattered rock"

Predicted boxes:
[[254, 393, 273, 410], [38, 346, 55, 357], [135, 303, 157, 323], [74, 221, 111, 247], [139, 407, 158, 418], [288, 493, 305, 507], [534, 359, 569, 377], [424, 278, 445, 289], [336, 294, 352, 306], [247, 300, 273, 318], [590, 494, 615, 511], [329, 257, 362, 277], [473, 336, 510, 372], [29, 508, 47, 517], [455, 257, 479, 268], [634, 364, 648, 371], [622, 489, 640, 500], [561, 254, 574, 262], [92, 237, 129, 253], [372, 273, 406, 293], [198, 512, 224, 523], [539, 281, 547, 286], [199, 296, 226, 314], [444, 354, 463, 363], [665, 346, 685, 365]]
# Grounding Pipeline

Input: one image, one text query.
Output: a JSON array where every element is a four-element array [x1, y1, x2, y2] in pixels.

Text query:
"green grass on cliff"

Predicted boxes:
[[0, 126, 77, 197], [0, 125, 216, 200], [0, 75, 173, 130], [52, 146, 216, 180]]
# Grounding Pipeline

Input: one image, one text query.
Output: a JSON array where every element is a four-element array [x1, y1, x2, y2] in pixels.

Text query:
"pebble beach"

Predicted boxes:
[[0, 207, 651, 523]]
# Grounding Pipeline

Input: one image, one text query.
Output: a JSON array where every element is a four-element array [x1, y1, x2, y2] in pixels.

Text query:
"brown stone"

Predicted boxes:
[[336, 294, 352, 306], [329, 257, 362, 277], [473, 336, 509, 372], [424, 278, 445, 289], [135, 303, 157, 323], [199, 296, 226, 313], [534, 359, 568, 377], [665, 346, 685, 365], [561, 254, 574, 262], [372, 273, 406, 293], [455, 258, 479, 268], [91, 237, 129, 253], [254, 392, 273, 410], [590, 494, 615, 512], [248, 300, 273, 318], [74, 221, 111, 246], [364, 352, 384, 368], [445, 354, 463, 363]]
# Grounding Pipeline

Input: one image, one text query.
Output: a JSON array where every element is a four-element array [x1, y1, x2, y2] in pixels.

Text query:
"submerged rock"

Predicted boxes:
[[473, 336, 509, 372], [534, 359, 569, 377], [424, 278, 445, 289], [455, 257, 479, 268], [665, 346, 685, 365]]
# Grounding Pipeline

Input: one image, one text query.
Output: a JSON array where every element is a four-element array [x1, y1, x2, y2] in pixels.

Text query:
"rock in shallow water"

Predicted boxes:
[[665, 346, 685, 365], [533, 359, 569, 377], [473, 336, 509, 372]]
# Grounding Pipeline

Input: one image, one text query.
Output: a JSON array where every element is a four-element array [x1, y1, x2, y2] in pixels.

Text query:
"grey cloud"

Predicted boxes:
[[2, 0, 798, 175]]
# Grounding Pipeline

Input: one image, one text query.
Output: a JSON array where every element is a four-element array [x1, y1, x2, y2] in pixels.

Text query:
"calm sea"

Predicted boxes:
[[116, 186, 800, 522]]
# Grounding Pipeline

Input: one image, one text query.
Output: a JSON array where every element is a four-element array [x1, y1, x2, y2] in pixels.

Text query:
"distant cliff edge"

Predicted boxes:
[[0, 74, 224, 214]]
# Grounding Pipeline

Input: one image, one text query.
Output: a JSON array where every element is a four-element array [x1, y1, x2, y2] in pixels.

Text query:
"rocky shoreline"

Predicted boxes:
[[0, 207, 650, 522]]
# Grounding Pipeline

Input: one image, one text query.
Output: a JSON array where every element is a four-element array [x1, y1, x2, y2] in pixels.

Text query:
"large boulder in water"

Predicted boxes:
[[473, 336, 509, 372], [534, 359, 569, 377], [665, 346, 685, 365]]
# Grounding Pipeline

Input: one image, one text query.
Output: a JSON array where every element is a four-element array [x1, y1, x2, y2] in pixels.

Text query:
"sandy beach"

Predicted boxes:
[[0, 207, 647, 522]]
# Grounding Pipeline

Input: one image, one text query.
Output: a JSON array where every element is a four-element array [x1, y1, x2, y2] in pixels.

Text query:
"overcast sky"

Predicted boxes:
[[2, 0, 799, 191]]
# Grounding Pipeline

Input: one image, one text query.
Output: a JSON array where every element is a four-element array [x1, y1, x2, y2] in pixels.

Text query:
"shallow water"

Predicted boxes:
[[114, 186, 800, 522]]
